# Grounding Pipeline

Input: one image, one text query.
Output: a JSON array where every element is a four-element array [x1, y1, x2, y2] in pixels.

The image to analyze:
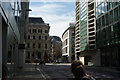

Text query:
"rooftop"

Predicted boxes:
[[29, 17, 45, 23]]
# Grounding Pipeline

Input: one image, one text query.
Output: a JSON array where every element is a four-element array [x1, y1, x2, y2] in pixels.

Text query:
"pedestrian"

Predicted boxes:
[[71, 60, 96, 80]]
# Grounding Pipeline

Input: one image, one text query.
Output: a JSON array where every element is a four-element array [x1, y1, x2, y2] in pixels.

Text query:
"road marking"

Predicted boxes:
[[37, 68, 47, 80]]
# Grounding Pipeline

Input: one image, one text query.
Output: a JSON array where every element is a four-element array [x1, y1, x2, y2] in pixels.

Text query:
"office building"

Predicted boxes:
[[96, 1, 120, 66], [25, 17, 50, 63], [75, 0, 96, 65], [0, 0, 30, 79], [50, 36, 62, 62], [62, 23, 75, 62]]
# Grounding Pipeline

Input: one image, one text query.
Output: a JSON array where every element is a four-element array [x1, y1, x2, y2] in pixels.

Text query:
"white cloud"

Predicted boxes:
[[30, 4, 65, 14], [29, 13, 75, 37], [49, 21, 69, 37], [29, 0, 75, 2], [48, 14, 75, 37], [29, 3, 75, 38]]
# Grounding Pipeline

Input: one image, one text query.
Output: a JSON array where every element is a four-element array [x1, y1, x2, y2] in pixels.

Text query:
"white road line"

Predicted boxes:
[[37, 68, 47, 80]]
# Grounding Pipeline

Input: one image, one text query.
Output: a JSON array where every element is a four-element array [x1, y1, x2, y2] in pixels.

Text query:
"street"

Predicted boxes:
[[11, 63, 120, 80], [38, 63, 120, 80], [38, 63, 74, 80]]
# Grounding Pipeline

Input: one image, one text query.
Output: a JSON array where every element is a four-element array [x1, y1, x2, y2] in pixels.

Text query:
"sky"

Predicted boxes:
[[29, 1, 75, 38]]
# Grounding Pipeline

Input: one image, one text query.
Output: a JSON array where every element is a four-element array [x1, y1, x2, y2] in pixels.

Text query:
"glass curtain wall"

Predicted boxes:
[[79, 0, 88, 51], [96, 0, 120, 66]]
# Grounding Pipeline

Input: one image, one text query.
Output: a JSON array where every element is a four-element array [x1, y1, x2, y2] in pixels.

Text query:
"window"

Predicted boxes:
[[101, 3, 105, 14], [28, 35, 30, 39], [109, 11, 113, 23], [102, 16, 105, 27], [34, 29, 37, 33], [32, 29, 37, 33], [27, 43, 30, 48], [72, 47, 75, 53], [33, 43, 35, 48], [72, 33, 75, 36], [105, 14, 109, 25], [40, 30, 42, 33], [38, 29, 42, 33], [32, 52, 35, 58], [33, 36, 35, 39], [109, 2, 113, 10], [38, 29, 40, 33], [45, 44, 47, 49], [32, 29, 34, 33], [45, 36, 47, 40], [114, 7, 119, 21], [111, 25, 114, 39], [29, 29, 31, 33], [45, 30, 48, 33], [39, 36, 41, 40], [38, 52, 41, 59], [66, 39, 68, 45], [66, 47, 67, 53], [97, 5, 102, 16], [26, 52, 30, 58], [38, 44, 41, 48], [113, 23, 119, 39]]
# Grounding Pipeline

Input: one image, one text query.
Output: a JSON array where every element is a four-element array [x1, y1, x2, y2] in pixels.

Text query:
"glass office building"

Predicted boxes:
[[79, 0, 88, 51], [96, 0, 120, 66], [75, 0, 89, 62], [0, 1, 21, 79], [75, 0, 96, 65], [0, 0, 30, 79]]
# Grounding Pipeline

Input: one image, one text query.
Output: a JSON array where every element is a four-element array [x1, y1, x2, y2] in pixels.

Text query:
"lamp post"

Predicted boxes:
[[34, 50, 38, 69], [12, 7, 32, 69]]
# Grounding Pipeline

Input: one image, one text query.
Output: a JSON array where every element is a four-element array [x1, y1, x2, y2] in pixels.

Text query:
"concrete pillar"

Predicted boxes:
[[2, 18, 8, 65], [13, 43, 19, 70], [18, 16, 26, 68], [18, 49, 25, 68], [0, 13, 2, 79]]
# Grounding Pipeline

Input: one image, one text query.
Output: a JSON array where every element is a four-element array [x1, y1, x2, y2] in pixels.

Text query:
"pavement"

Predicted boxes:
[[85, 65, 120, 74], [11, 63, 50, 80]]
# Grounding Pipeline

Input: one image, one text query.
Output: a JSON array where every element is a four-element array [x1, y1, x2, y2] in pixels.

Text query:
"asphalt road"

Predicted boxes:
[[38, 64, 73, 80], [38, 63, 120, 80]]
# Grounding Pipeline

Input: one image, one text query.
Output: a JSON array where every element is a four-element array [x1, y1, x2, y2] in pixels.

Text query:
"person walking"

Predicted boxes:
[[71, 60, 96, 80]]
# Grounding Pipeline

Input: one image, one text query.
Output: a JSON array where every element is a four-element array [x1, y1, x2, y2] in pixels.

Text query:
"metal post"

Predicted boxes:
[[34, 53, 38, 69], [0, 14, 2, 79]]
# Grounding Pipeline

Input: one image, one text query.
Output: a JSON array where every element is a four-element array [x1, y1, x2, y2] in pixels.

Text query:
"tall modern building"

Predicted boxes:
[[75, 0, 81, 60], [96, 1, 120, 66], [0, 0, 30, 79], [75, 0, 96, 65], [62, 23, 75, 63], [25, 17, 50, 63]]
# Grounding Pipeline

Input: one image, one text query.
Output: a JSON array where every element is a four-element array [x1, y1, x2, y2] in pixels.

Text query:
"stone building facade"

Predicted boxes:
[[25, 17, 50, 63], [50, 36, 62, 62]]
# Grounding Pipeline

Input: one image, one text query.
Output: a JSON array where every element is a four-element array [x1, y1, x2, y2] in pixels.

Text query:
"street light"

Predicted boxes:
[[12, 8, 32, 69], [34, 51, 38, 69], [19, 9, 32, 13], [12, 8, 32, 12]]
